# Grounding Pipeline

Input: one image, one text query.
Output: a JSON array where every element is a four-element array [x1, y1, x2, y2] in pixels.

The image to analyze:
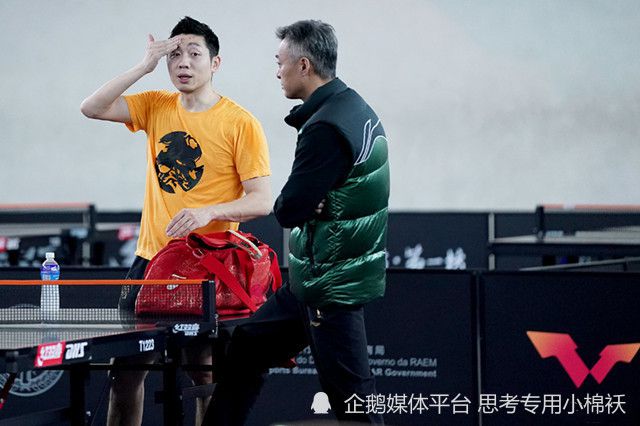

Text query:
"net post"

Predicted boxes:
[[202, 280, 215, 323], [83, 204, 98, 266], [534, 205, 546, 241]]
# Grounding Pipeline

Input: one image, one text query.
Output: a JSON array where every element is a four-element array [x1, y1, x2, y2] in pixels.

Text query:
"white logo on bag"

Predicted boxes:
[[167, 274, 186, 290]]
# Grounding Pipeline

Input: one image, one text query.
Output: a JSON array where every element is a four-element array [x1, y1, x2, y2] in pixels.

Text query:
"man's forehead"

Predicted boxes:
[[178, 34, 206, 46], [276, 40, 291, 58]]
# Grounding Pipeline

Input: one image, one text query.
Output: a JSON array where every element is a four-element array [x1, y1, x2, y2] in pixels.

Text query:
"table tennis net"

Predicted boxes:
[[0, 319, 155, 350], [0, 280, 214, 324]]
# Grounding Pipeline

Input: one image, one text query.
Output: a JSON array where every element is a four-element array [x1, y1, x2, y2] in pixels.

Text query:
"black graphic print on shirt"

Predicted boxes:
[[154, 131, 204, 193]]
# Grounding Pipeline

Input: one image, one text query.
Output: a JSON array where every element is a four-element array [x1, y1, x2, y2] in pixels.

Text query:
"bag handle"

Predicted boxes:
[[227, 229, 263, 259], [188, 231, 263, 260], [225, 231, 281, 291], [199, 253, 259, 313], [267, 248, 282, 291], [232, 244, 282, 293]]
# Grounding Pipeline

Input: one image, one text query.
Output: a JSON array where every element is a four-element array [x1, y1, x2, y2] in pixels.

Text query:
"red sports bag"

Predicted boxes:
[[135, 230, 281, 317]]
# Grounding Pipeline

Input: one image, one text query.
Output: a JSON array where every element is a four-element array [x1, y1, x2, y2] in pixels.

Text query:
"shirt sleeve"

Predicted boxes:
[[123, 92, 155, 132], [234, 114, 271, 182], [274, 123, 352, 229]]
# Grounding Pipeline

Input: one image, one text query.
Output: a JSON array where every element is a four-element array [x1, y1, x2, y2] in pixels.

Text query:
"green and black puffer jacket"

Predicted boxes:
[[288, 80, 390, 309]]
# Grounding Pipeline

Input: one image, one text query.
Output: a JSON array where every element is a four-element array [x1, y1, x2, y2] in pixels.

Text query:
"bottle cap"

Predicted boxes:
[[45, 252, 55, 259]]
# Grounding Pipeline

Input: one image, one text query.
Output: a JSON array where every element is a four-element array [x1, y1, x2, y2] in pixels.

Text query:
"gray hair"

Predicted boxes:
[[276, 20, 337, 80]]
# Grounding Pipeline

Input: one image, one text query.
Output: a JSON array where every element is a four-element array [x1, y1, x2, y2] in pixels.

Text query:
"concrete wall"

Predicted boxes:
[[1, 0, 638, 210]]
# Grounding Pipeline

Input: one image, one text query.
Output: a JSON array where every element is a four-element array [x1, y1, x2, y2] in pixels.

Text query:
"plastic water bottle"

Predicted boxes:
[[40, 252, 60, 319]]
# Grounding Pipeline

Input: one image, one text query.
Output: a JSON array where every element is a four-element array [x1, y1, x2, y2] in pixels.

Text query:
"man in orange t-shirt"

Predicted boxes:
[[81, 16, 271, 426], [124, 90, 270, 261]]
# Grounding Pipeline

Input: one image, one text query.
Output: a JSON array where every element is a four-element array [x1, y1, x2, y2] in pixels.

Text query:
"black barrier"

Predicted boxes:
[[90, 213, 286, 268], [495, 211, 640, 239], [387, 212, 489, 270], [248, 269, 478, 426], [480, 271, 640, 425], [2, 267, 639, 425], [0, 205, 96, 267], [492, 212, 542, 269], [89, 212, 287, 268], [0, 267, 126, 309], [522, 257, 640, 272], [1, 210, 286, 269], [91, 210, 141, 267], [5, 209, 640, 271], [493, 211, 640, 269], [90, 228, 139, 267]]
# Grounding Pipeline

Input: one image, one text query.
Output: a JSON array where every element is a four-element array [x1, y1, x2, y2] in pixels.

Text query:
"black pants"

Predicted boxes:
[[203, 283, 383, 425]]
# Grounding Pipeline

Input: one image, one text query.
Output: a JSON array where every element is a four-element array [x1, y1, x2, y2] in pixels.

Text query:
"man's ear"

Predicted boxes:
[[211, 55, 222, 74], [300, 57, 311, 76]]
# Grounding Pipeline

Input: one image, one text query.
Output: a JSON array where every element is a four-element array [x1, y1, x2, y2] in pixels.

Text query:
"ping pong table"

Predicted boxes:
[[0, 280, 219, 426]]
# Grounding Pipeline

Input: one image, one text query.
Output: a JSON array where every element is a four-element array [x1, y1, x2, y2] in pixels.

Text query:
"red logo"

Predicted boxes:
[[35, 342, 66, 368], [527, 331, 640, 388]]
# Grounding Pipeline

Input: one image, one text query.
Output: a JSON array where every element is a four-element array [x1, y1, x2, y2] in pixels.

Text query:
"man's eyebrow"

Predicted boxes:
[[172, 42, 202, 52]]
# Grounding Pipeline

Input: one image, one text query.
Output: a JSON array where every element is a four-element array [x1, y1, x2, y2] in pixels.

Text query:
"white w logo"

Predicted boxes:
[[354, 118, 381, 165]]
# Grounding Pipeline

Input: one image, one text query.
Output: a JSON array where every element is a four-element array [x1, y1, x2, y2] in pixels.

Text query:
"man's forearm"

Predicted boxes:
[[166, 185, 273, 238], [207, 190, 273, 223], [273, 192, 314, 229], [81, 34, 180, 120], [80, 64, 147, 118]]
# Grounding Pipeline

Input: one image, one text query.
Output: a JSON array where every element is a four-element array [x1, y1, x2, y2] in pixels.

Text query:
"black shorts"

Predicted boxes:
[[118, 256, 149, 311]]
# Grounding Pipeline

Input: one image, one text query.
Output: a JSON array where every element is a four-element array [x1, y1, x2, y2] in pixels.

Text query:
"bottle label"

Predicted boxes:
[[41, 266, 60, 281]]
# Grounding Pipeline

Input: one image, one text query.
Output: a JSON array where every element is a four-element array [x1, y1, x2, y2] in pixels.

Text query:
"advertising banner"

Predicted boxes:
[[480, 271, 640, 425]]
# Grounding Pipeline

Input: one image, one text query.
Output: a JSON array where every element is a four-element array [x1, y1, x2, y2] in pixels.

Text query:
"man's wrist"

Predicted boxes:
[[204, 205, 219, 224], [131, 62, 151, 77]]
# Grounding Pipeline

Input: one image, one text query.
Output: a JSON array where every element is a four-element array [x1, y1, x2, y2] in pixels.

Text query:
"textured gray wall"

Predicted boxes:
[[1, 0, 638, 210]]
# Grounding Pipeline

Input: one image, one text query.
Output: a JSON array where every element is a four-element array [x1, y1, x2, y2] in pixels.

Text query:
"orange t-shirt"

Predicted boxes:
[[124, 91, 270, 260]]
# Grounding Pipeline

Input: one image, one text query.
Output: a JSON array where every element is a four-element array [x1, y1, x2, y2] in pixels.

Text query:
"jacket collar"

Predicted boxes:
[[284, 78, 347, 130]]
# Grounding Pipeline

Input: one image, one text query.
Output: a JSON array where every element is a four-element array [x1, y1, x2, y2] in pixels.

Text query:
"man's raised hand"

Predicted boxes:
[[141, 34, 181, 74]]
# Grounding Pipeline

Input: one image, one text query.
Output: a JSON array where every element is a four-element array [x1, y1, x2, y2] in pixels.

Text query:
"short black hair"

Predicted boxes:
[[170, 16, 219, 58], [276, 20, 337, 79]]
